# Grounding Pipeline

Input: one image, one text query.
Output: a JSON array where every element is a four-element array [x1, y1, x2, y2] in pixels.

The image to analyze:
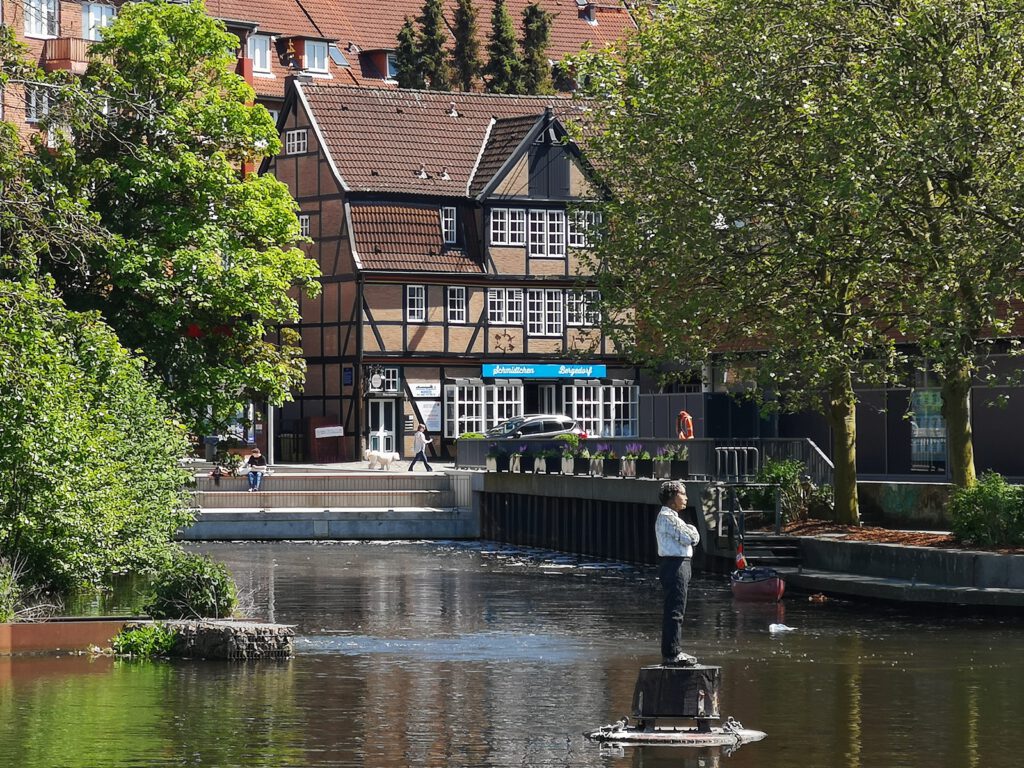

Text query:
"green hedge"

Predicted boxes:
[[145, 553, 237, 620]]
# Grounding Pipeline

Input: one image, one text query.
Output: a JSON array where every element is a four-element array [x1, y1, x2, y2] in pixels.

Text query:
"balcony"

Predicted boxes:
[[42, 37, 91, 76]]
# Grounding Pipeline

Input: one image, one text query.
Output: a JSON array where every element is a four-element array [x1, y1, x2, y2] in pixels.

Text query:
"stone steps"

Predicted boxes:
[[195, 488, 453, 509], [179, 507, 478, 541], [195, 473, 449, 493]]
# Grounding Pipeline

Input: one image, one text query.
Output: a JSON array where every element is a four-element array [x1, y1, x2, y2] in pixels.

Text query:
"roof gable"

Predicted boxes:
[[298, 84, 576, 195]]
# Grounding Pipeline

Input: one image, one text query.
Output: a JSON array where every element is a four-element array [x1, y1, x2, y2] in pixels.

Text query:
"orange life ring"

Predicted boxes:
[[677, 410, 694, 440]]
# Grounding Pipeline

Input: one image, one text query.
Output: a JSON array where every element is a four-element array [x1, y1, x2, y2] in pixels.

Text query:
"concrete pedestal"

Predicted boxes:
[[632, 664, 721, 720]]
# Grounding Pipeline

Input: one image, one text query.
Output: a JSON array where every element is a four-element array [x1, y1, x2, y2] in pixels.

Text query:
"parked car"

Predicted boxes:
[[485, 414, 587, 439]]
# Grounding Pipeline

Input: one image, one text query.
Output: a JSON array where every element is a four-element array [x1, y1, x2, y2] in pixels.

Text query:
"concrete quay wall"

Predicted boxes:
[[800, 538, 1024, 590]]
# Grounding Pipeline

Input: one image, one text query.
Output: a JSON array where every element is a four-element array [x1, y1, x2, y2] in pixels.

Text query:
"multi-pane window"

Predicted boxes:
[[306, 41, 329, 73], [406, 285, 426, 323], [566, 289, 601, 326], [298, 215, 310, 238], [568, 210, 600, 248], [444, 383, 523, 438], [489, 208, 527, 245], [526, 289, 563, 337], [285, 129, 308, 155], [562, 382, 639, 437], [26, 0, 57, 37], [487, 288, 523, 325], [447, 286, 466, 324], [82, 3, 115, 41], [441, 207, 457, 244], [528, 209, 566, 258], [248, 34, 271, 73], [381, 367, 400, 393], [25, 88, 48, 123]]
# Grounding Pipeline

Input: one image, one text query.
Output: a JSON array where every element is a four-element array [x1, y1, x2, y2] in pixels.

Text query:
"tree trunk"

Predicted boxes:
[[940, 363, 976, 487], [826, 370, 860, 525]]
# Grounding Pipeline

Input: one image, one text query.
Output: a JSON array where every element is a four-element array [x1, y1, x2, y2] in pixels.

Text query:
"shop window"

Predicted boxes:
[[562, 382, 638, 437], [444, 382, 523, 437]]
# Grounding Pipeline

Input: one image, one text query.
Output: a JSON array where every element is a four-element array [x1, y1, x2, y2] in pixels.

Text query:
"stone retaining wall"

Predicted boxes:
[[123, 620, 294, 660]]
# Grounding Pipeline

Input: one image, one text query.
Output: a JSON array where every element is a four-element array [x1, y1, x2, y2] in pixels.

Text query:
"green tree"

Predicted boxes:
[[519, 3, 553, 95], [484, 0, 521, 94], [418, 0, 451, 90], [0, 278, 193, 590], [861, 1, 1024, 489], [41, 0, 320, 435], [395, 17, 425, 89], [451, 0, 482, 91], [569, 1, 931, 523]]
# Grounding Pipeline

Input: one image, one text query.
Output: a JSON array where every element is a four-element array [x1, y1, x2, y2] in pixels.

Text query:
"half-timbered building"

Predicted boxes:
[[265, 81, 639, 461]]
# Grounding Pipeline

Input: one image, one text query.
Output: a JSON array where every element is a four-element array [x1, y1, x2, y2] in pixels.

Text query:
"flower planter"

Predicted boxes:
[[509, 454, 523, 473], [602, 458, 621, 477], [561, 456, 575, 475], [672, 459, 689, 479], [573, 457, 592, 475], [653, 460, 672, 479], [589, 458, 604, 476], [635, 458, 655, 478], [621, 458, 637, 478], [486, 455, 510, 472], [542, 456, 561, 474]]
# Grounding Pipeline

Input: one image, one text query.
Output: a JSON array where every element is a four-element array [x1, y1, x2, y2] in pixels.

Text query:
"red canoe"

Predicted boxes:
[[731, 567, 786, 602]]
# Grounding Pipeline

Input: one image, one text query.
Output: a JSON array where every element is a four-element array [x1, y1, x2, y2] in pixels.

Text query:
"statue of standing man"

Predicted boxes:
[[656, 481, 700, 666]]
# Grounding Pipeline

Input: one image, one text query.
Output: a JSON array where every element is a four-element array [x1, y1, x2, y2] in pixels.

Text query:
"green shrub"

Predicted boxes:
[[112, 623, 179, 657], [0, 559, 19, 623], [948, 472, 1024, 547], [145, 552, 237, 619], [458, 432, 485, 439]]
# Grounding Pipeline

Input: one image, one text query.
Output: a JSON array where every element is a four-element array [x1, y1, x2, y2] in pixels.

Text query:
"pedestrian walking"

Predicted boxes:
[[655, 480, 700, 666], [408, 425, 433, 472]]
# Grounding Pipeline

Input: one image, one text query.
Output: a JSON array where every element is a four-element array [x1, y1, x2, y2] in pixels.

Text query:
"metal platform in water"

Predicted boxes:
[[586, 716, 766, 748]]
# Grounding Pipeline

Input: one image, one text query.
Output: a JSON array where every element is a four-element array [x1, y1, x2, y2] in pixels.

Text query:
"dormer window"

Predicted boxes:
[[248, 34, 271, 73], [386, 53, 399, 81], [441, 207, 457, 244], [82, 3, 115, 41], [306, 40, 328, 73]]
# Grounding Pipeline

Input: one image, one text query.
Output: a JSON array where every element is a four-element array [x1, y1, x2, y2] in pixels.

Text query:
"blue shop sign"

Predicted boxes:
[[483, 363, 607, 379]]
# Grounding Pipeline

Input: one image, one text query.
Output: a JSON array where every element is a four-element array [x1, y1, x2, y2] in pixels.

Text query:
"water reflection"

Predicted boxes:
[[2, 540, 1023, 767]]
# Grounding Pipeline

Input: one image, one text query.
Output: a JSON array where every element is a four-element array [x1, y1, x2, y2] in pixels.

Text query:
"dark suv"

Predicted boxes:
[[485, 414, 587, 439]]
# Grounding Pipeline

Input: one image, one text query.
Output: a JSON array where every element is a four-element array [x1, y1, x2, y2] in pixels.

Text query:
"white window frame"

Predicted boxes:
[[298, 215, 310, 238], [583, 289, 601, 326], [284, 129, 308, 155], [489, 208, 527, 246], [544, 289, 564, 336], [26, 0, 57, 38], [528, 209, 566, 258], [447, 286, 466, 324], [381, 367, 400, 393], [306, 40, 329, 73], [566, 291, 585, 327], [82, 3, 115, 41], [444, 382, 523, 438], [487, 287, 523, 325], [386, 53, 399, 80], [569, 210, 600, 248], [441, 206, 457, 244], [562, 382, 638, 437], [406, 285, 426, 323], [25, 87, 49, 123], [248, 34, 272, 73]]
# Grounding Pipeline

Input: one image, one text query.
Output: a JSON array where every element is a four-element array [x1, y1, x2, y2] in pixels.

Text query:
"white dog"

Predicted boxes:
[[365, 449, 401, 470]]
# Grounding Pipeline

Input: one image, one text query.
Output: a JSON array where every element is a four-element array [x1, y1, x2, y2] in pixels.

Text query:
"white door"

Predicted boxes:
[[367, 399, 396, 453]]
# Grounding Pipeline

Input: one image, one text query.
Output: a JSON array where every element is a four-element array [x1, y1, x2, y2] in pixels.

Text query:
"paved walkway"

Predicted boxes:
[[184, 459, 459, 475]]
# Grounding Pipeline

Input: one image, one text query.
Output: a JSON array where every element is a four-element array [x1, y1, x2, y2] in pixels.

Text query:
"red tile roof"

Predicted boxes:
[[300, 84, 575, 194], [208, 1, 636, 98], [350, 203, 483, 273]]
